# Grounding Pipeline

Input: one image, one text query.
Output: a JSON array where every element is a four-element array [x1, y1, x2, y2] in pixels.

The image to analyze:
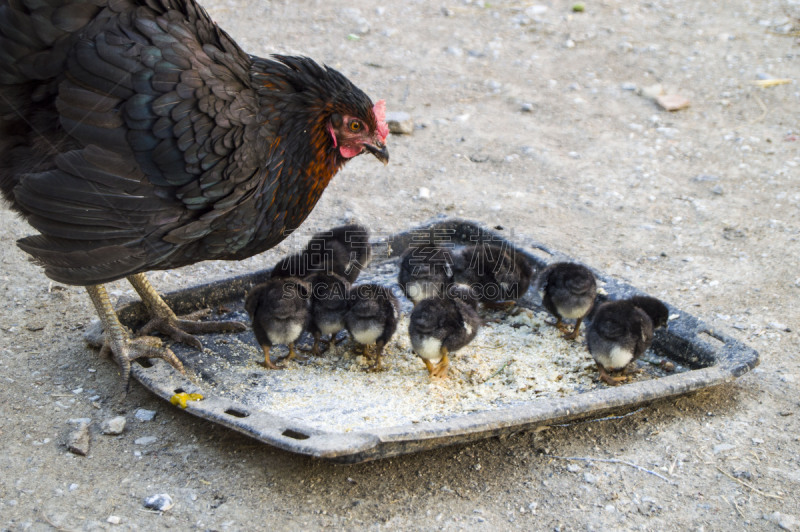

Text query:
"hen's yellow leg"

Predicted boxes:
[[87, 284, 184, 385]]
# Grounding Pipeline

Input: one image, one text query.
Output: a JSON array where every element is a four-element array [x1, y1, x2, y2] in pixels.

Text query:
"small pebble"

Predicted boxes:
[[766, 511, 800, 532], [69, 483, 79, 492], [386, 111, 414, 135], [143, 493, 174, 512], [101, 416, 126, 435], [566, 464, 581, 473], [713, 443, 735, 455], [639, 84, 664, 100], [418, 187, 431, 199], [135, 436, 157, 445], [583, 472, 597, 484], [107, 516, 121, 525], [656, 94, 691, 111], [134, 409, 157, 422], [693, 174, 720, 182], [67, 420, 91, 456]]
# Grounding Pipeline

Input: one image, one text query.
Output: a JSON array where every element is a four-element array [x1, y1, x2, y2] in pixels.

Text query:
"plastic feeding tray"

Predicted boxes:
[[113, 219, 759, 463]]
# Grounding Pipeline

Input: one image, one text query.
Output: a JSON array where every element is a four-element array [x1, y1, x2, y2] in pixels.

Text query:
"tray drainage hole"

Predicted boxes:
[[224, 408, 249, 418], [282, 429, 310, 440], [135, 358, 154, 369], [174, 388, 185, 394]]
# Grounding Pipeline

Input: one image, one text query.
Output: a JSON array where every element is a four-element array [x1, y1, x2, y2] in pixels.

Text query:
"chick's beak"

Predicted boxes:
[[364, 140, 389, 165]]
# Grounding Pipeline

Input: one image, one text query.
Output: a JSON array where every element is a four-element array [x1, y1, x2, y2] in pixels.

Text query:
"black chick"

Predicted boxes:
[[272, 224, 371, 283], [586, 296, 669, 385], [305, 272, 351, 356], [409, 287, 481, 378], [451, 243, 534, 310], [629, 295, 670, 329], [398, 245, 454, 305], [344, 283, 399, 371], [245, 278, 311, 369], [537, 262, 597, 340]]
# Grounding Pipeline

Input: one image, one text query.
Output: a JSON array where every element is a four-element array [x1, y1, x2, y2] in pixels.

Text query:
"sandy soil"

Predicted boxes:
[[1, 0, 799, 529]]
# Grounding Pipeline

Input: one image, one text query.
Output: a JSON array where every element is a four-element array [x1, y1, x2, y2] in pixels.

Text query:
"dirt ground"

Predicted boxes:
[[1, 0, 799, 529]]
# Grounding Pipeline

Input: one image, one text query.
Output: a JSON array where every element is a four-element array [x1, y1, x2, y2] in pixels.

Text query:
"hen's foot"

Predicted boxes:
[[87, 285, 185, 387], [128, 273, 246, 349]]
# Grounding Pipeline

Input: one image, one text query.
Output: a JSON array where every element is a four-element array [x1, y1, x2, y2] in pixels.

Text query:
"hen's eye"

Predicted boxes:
[[349, 121, 362, 132]]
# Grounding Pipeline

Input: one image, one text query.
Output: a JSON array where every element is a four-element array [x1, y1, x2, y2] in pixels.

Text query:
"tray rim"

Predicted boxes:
[[121, 218, 759, 463]]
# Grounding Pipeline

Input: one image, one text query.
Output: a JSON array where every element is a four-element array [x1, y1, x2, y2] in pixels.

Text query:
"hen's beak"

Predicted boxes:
[[364, 141, 389, 165]]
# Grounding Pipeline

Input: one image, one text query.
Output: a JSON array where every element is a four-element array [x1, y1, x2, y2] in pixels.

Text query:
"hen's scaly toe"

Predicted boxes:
[[103, 335, 184, 384], [138, 313, 246, 349], [128, 273, 245, 349]]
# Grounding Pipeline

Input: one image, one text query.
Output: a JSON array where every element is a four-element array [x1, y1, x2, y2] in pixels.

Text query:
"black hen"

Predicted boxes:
[[0, 0, 389, 384]]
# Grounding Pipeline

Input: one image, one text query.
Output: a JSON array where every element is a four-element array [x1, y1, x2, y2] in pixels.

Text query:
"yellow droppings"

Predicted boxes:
[[170, 392, 204, 408]]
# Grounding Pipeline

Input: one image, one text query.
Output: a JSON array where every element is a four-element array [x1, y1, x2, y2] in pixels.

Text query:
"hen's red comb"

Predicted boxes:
[[373, 100, 389, 143]]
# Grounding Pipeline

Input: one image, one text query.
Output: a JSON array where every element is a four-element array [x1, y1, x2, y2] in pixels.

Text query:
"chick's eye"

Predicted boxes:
[[349, 120, 362, 132]]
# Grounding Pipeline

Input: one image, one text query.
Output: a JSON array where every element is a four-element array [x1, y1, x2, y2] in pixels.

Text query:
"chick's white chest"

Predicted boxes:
[[267, 322, 304, 345], [413, 336, 443, 362], [595, 345, 634, 370], [351, 324, 383, 345]]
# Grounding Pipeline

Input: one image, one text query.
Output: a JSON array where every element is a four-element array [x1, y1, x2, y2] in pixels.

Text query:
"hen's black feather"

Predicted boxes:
[[1, 0, 383, 285]]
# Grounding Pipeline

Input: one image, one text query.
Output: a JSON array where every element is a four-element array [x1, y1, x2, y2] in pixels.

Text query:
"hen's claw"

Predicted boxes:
[[128, 273, 246, 348], [86, 284, 185, 387]]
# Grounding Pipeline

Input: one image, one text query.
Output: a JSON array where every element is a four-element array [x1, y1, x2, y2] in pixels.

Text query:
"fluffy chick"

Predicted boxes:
[[451, 243, 533, 307], [271, 224, 371, 282], [586, 296, 668, 385], [537, 262, 597, 340], [305, 272, 351, 356], [409, 287, 481, 378], [344, 283, 399, 371], [245, 278, 311, 369], [398, 245, 454, 305]]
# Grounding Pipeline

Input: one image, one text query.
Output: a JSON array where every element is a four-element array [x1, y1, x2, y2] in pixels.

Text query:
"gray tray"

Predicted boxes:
[[115, 219, 759, 463]]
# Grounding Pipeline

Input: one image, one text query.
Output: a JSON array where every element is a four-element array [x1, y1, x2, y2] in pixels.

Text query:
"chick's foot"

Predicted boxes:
[[562, 318, 584, 341], [259, 345, 283, 370], [598, 366, 628, 386]]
